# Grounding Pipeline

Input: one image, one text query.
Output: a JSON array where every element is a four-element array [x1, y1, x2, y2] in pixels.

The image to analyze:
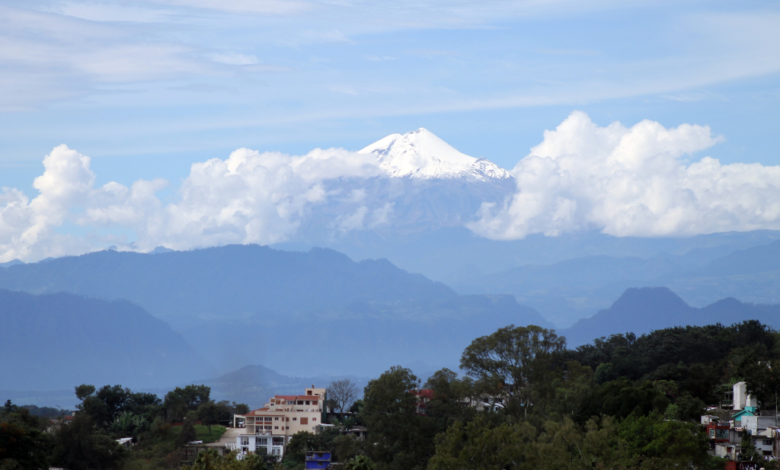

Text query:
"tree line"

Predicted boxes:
[[0, 383, 248, 469], [3, 320, 778, 470]]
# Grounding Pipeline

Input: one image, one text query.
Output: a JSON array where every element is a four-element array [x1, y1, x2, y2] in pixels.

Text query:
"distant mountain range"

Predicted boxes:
[[0, 245, 455, 327], [560, 287, 780, 347], [0, 289, 209, 391], [0, 245, 549, 377], [452, 237, 780, 326], [2, 240, 779, 392]]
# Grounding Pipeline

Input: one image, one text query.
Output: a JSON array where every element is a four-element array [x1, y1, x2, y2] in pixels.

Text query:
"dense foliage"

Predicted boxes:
[[3, 320, 777, 470], [276, 320, 778, 470]]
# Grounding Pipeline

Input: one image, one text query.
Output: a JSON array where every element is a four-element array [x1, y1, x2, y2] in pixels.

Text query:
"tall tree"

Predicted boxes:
[[0, 406, 52, 470], [163, 385, 211, 422], [50, 413, 126, 470], [328, 379, 359, 414], [361, 366, 437, 470], [460, 325, 566, 418], [197, 401, 220, 433]]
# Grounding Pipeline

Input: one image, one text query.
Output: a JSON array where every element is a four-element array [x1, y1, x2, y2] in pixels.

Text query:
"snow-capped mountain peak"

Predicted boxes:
[[359, 128, 511, 181]]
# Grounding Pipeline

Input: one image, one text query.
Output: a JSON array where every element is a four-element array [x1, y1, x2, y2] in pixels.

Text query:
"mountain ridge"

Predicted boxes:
[[562, 287, 780, 347]]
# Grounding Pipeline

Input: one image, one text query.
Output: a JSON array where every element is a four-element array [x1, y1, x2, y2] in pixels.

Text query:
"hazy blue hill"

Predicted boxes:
[[181, 294, 550, 377], [0, 289, 210, 391], [278, 228, 780, 283], [699, 239, 780, 275], [562, 287, 780, 347], [451, 237, 780, 327], [0, 245, 456, 327]]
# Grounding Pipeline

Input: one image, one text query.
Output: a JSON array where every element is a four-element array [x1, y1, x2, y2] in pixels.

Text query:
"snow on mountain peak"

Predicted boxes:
[[359, 128, 512, 181]]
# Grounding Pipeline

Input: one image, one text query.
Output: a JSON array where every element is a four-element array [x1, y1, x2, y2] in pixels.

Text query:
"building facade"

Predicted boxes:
[[232, 385, 327, 458]]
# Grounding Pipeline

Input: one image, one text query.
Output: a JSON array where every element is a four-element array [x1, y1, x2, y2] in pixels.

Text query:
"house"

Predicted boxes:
[[740, 416, 780, 459], [704, 419, 730, 445], [414, 389, 434, 415], [305, 451, 331, 469], [231, 385, 327, 459], [732, 382, 758, 413], [708, 381, 780, 461]]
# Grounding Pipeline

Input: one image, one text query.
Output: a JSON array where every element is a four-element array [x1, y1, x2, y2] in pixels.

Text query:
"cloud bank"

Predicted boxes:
[[2, 112, 780, 262], [470, 111, 780, 239], [0, 145, 381, 262]]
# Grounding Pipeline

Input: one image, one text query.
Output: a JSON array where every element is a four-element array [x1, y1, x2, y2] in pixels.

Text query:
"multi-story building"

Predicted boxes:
[[232, 386, 327, 459]]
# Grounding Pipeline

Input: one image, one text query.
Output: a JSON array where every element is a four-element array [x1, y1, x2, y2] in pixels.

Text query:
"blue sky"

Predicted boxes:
[[0, 0, 779, 262], [1, 0, 778, 193]]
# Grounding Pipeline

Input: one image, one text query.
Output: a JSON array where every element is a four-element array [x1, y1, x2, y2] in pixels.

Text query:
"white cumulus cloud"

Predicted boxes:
[[469, 111, 780, 239], [4, 112, 780, 263], [0, 145, 382, 262]]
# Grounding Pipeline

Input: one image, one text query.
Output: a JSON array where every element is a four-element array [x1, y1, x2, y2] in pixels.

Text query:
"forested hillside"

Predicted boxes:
[[5, 320, 777, 470]]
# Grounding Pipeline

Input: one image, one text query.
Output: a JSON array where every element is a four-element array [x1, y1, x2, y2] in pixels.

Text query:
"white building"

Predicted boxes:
[[734, 382, 747, 411], [231, 385, 327, 459]]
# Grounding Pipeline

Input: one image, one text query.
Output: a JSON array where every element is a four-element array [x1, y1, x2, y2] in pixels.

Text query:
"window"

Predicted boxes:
[[274, 417, 279, 421], [307, 391, 312, 395], [297, 401, 304, 405], [301, 418, 309, 425], [286, 426, 290, 430], [286, 418, 290, 421], [241, 437, 249, 446], [765, 440, 773, 446], [305, 401, 310, 405], [258, 438, 268, 445], [313, 417, 317, 421], [274, 426, 278, 429], [287, 401, 294, 405], [265, 417, 272, 422], [293, 417, 297, 421]]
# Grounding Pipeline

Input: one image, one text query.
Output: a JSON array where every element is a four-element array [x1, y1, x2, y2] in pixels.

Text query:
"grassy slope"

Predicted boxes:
[[170, 424, 227, 443]]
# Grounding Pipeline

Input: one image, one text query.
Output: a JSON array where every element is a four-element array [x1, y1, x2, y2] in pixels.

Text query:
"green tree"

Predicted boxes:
[[343, 455, 375, 470], [182, 448, 271, 470], [50, 412, 126, 470], [618, 413, 710, 468], [163, 385, 211, 422], [75, 384, 96, 401], [197, 401, 221, 432], [175, 411, 198, 448], [0, 409, 52, 470], [460, 325, 566, 418], [361, 366, 438, 470], [428, 416, 536, 470], [423, 368, 476, 425]]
